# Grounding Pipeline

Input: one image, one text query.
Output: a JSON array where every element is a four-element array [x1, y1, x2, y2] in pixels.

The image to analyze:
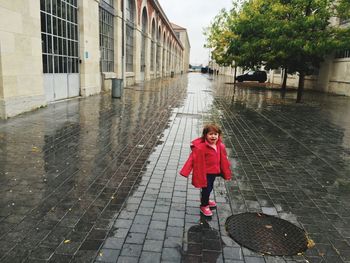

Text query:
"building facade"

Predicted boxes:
[[0, 0, 190, 119], [171, 23, 191, 74]]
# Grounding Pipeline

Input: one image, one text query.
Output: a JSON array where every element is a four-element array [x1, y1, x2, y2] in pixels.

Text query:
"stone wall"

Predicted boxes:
[[0, 1, 46, 118]]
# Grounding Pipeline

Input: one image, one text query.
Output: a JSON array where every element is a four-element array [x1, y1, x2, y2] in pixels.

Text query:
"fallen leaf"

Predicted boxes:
[[265, 225, 272, 229], [307, 238, 315, 248], [64, 240, 71, 244], [32, 147, 40, 152]]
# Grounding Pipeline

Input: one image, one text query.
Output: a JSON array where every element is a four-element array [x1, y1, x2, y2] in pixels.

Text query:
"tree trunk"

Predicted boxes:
[[296, 72, 305, 103], [234, 65, 237, 84], [281, 67, 287, 98], [281, 68, 287, 91]]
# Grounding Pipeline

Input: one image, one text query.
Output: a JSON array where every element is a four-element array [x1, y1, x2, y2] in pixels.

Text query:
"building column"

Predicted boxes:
[[145, 33, 151, 81], [78, 0, 101, 97], [158, 43, 163, 78], [134, 26, 142, 83], [115, 5, 123, 80], [0, 1, 46, 119]]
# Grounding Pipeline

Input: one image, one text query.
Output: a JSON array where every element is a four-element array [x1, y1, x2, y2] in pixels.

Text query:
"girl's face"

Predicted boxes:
[[206, 131, 219, 145]]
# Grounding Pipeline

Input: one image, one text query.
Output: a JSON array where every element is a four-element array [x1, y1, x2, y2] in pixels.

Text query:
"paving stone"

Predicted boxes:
[[125, 233, 146, 245], [95, 248, 120, 262], [145, 230, 165, 241], [139, 251, 161, 263], [1, 74, 350, 263], [161, 247, 182, 261], [142, 239, 163, 252], [149, 220, 167, 230], [120, 244, 142, 257], [103, 237, 125, 250]]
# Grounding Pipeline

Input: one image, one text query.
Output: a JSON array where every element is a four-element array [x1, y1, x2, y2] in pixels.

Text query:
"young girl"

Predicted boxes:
[[180, 124, 232, 216]]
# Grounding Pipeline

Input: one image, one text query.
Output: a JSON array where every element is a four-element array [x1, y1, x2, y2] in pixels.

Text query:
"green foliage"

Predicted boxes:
[[205, 0, 350, 75], [337, 0, 350, 21], [204, 8, 237, 66]]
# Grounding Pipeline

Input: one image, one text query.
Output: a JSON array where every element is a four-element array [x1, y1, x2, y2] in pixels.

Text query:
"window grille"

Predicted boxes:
[[99, 7, 114, 72], [167, 45, 171, 69], [157, 30, 161, 72], [151, 24, 156, 71], [140, 10, 147, 73], [335, 49, 350, 59], [125, 0, 134, 72], [102, 0, 113, 7], [40, 0, 79, 74]]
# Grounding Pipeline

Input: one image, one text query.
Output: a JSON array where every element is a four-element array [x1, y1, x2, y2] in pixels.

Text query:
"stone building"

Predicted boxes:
[[171, 23, 191, 74], [0, 0, 190, 119]]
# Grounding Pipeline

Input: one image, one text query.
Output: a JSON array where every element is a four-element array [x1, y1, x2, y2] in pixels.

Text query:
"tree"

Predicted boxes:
[[204, 8, 237, 66], [206, 0, 350, 102]]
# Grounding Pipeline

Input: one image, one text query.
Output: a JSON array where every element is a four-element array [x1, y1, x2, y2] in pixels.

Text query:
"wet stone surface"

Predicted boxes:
[[0, 73, 350, 262]]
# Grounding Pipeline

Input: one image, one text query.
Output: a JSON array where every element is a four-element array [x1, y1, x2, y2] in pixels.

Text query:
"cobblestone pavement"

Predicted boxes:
[[0, 73, 349, 263]]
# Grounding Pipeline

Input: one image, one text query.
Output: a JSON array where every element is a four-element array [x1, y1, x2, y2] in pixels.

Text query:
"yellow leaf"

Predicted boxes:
[[307, 238, 315, 248], [64, 240, 71, 244], [32, 147, 40, 152]]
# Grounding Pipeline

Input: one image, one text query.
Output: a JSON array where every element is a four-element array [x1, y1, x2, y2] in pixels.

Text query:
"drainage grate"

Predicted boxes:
[[225, 213, 308, 256]]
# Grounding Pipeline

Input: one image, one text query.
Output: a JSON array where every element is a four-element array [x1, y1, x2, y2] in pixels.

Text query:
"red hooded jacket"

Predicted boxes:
[[180, 137, 232, 188]]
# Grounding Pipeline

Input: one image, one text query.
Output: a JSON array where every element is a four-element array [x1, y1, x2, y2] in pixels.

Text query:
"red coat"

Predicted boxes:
[[180, 137, 232, 188]]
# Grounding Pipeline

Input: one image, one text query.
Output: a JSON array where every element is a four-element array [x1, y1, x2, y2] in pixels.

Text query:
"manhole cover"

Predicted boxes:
[[225, 213, 308, 256]]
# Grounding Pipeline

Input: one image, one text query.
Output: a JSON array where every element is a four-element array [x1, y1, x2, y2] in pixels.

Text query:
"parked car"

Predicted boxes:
[[235, 70, 267, 83]]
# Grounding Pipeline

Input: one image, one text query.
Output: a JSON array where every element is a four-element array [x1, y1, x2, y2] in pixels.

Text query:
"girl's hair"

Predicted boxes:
[[202, 124, 222, 139]]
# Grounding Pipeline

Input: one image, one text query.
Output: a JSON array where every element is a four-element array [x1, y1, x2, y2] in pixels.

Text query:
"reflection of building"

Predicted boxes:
[[171, 23, 191, 73], [0, 0, 190, 119]]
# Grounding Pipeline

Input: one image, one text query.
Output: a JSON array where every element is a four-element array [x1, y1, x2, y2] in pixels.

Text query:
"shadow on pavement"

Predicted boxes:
[[182, 214, 224, 263]]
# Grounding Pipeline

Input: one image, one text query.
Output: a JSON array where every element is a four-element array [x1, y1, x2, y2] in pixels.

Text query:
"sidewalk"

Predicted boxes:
[[0, 73, 350, 263]]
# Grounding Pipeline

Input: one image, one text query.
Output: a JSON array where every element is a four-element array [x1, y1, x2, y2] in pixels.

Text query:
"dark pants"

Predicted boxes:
[[201, 174, 218, 206]]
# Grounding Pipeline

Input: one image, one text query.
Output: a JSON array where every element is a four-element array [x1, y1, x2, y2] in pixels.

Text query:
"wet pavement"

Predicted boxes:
[[0, 73, 350, 263]]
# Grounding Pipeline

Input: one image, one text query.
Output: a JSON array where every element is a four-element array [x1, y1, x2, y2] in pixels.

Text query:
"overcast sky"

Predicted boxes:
[[158, 0, 233, 66]]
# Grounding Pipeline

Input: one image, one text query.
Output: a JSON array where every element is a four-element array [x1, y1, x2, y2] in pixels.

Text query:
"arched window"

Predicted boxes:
[[162, 33, 166, 73], [125, 0, 135, 72], [40, 0, 79, 74], [151, 20, 156, 72], [140, 8, 148, 73], [99, 0, 115, 72], [167, 40, 171, 71], [157, 27, 161, 73]]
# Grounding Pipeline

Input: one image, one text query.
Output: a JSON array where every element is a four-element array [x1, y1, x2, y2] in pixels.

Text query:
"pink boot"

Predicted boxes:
[[200, 205, 213, 216], [208, 200, 217, 208]]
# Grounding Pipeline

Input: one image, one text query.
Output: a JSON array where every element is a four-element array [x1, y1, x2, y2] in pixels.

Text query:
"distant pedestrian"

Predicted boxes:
[[180, 124, 232, 217]]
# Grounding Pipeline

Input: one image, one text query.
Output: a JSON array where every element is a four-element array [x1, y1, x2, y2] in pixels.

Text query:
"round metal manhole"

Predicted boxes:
[[225, 212, 308, 256]]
